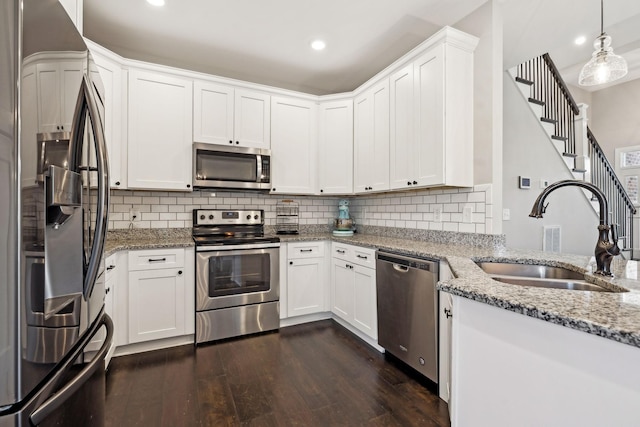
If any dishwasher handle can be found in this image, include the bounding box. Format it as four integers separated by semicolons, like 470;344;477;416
393;264;410;273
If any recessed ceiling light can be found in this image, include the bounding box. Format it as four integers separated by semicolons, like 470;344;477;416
311;40;326;51
147;0;165;6
575;35;586;45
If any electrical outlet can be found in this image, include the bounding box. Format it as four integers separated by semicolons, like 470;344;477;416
502;208;511;221
129;209;141;222
463;205;473;223
434;206;443;222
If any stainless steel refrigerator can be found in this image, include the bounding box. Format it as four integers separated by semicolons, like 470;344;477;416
0;0;112;425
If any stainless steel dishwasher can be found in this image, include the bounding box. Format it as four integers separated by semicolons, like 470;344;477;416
376;250;439;383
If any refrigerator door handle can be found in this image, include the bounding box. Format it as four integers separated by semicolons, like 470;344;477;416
69;75;110;300
29;313;113;426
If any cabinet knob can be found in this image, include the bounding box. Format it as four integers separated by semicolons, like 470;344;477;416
229;140;233;144
413;180;418;185
115;181;120;186
105;287;110;294
272;188;276;192
407;181;412;186
178;270;183;275
289;261;293;265
187;184;191;188
235;141;239;145
320;189;324;193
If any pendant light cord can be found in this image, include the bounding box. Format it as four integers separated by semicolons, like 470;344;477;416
601;0;604;35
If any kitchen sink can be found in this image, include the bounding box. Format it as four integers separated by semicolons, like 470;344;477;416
476;262;584;280
476;261;614;293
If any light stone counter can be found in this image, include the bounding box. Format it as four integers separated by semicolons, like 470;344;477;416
105;227;640;348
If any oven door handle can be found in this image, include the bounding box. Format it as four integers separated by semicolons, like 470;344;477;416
196;242;280;252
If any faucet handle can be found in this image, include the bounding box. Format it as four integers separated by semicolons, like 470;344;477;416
610;223;619;244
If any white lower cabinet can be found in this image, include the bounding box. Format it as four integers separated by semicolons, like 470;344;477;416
286;242;327;317
330;243;377;340
126;248;194;344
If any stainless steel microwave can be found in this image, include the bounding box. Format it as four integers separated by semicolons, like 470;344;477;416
193;143;271;190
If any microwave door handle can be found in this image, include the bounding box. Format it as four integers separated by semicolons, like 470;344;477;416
256;154;263;182
69;76;110;300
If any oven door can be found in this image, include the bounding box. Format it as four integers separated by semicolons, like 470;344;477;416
196;243;279;311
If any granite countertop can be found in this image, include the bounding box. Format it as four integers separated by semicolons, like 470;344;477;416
104;227;640;349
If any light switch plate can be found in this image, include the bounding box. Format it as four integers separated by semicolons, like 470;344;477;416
502;208;511;221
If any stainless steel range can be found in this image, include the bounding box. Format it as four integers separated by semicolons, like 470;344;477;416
193;209;280;344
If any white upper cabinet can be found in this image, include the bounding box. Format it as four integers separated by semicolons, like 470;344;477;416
389;29;477;190
389;64;416;190
127;69;193;191
90;50;125;189
270;96;317;194
36;60;83;133
20;64;38;188
193;81;234;146
234;89;271;149
318;99;353;195
354;79;390;194
193;82;270;149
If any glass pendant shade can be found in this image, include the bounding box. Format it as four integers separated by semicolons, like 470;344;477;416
579;33;628;86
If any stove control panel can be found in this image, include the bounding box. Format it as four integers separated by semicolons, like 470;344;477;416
193;209;264;226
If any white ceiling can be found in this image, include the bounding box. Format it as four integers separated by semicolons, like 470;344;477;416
83;0;640;95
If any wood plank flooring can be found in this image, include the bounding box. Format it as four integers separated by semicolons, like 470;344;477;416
105;320;450;426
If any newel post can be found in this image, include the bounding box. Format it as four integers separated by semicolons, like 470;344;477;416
574;103;590;182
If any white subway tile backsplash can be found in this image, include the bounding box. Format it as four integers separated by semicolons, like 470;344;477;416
108;184;494;234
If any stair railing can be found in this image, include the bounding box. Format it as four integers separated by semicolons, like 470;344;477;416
516;53;579;156
587;128;636;251
516;53;636;251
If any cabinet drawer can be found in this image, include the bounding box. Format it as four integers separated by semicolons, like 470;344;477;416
105;253;117;281
352;247;376;268
288;241;325;259
331;243;352;261
128;248;185;271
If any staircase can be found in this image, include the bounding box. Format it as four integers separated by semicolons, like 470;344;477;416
509;53;636;257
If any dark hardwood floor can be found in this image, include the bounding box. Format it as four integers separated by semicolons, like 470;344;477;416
105;320;450;426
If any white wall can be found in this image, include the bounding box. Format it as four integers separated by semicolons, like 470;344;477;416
588;78;640;162
454;0;504;234
502;74;597;256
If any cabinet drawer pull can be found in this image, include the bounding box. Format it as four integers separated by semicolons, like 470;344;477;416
106;265;116;271
356;255;368;260
300;249;313;253
148;257;167;263
444;308;452;319
336;249;345;254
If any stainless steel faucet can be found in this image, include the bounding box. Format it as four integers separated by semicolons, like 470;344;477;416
529;179;620;276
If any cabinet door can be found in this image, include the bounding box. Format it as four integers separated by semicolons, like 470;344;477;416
354;79;390;194
234;89;270;149
91;53;125;189
128;267;186;343
59;61;84;131
193;81;234;145
331;258;353;321
353;266;377;339
270;96;317;194
389;64;415;190
287;258;325;317
21;64;38;188
36;63;62;133
414;46;445;187
127;69;193;190
318;100;353;195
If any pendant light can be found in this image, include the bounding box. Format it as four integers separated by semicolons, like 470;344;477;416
578;0;628;86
